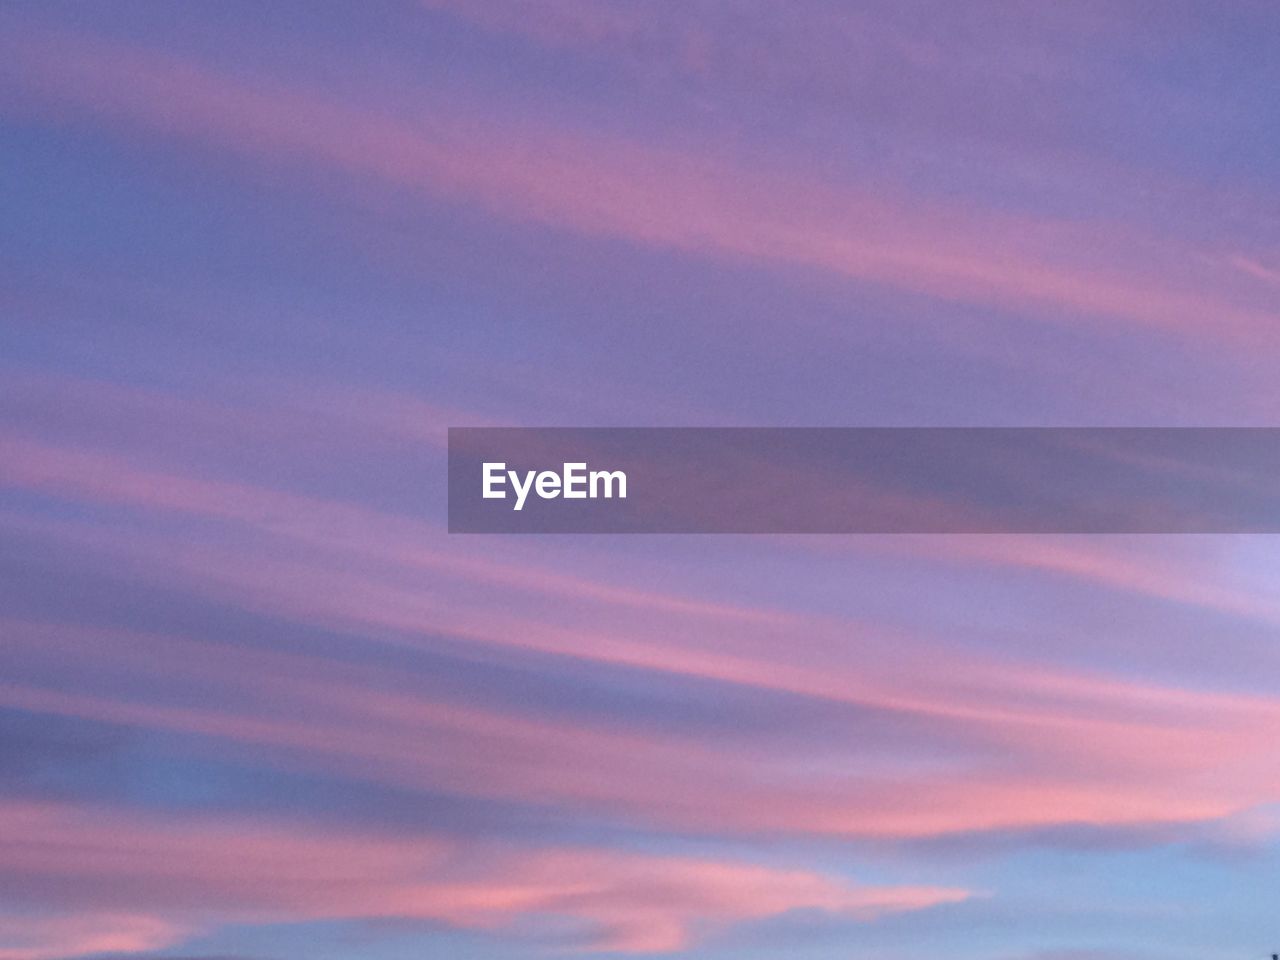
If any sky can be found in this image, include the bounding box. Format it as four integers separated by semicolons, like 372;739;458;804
1;2;1280;959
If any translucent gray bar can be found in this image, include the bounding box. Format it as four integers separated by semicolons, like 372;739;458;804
448;428;1280;533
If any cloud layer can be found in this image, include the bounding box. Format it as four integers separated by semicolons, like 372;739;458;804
2;3;1279;959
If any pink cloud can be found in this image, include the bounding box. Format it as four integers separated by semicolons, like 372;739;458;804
4;426;1280;841
2;30;1275;350
2;373;1279;847
0;800;968;955
5;599;1279;843
0;913;182;960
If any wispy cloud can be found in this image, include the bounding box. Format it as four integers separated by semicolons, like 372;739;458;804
4;371;1280;856
2;5;1278;957
0;913;180;960
3;29;1275;354
0;800;967;956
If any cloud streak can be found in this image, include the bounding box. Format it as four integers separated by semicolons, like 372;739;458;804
3;5;1279;958
0;800;967;957
2;29;1275;355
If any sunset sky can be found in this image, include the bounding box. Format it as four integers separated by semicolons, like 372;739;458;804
2;2;1280;959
